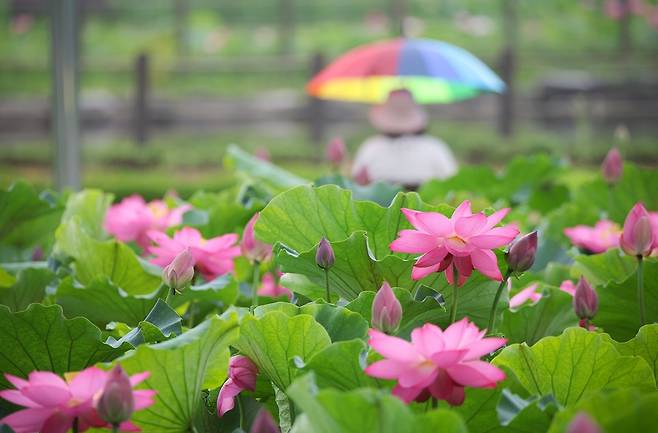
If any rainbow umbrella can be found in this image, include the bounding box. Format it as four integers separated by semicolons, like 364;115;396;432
307;38;505;104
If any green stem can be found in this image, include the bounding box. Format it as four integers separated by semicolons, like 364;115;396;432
250;261;260;313
324;268;331;303
164;286;175;306
488;270;512;334
112;424;119;433
72;418;79;433
638;256;646;325
450;266;459;323
431;397;438;409
187;301;195;328
237;394;246;431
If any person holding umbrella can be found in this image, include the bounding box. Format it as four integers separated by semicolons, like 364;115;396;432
352;87;457;187
307;38;506;187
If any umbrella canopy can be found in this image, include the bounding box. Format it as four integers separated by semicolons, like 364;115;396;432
307;38;505;104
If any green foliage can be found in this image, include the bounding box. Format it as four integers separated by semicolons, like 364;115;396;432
0;304;130;390
0;267;54;311
119;315;239;433
234;311;331;391
501;287;578;345
493;327;656;407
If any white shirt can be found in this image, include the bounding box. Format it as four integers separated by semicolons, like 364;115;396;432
351;134;459;186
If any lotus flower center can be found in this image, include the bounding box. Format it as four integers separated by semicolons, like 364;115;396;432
447;235;467;247
148;203;168;219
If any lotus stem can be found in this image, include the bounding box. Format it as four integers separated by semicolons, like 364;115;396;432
164;286;175;306
488;270;512;334
251;261;261;313
324;268;331;303
637;256;646;325
450;266;459;323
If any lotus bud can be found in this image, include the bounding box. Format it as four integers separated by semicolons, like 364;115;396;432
228;355;258;391
241;213;273;263
566;412;602;433
372;282;403;334
573;276;598;320
601;147;623;185
254;147;271;161
315;238;335;270
620;203;654;257
162;248;195;291
506;231;538;274
354;166;371;186
97;365;135;426
250;409;280;433
326;137;347;166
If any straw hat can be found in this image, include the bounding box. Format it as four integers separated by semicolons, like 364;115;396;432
369;89;428;135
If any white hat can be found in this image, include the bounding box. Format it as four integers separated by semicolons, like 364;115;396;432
369;89;428;135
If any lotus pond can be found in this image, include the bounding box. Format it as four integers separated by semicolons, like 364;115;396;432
0;147;657;433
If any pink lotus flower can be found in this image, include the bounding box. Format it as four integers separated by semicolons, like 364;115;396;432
217;356;258;416
104;195;191;249
601;148;623;185
147;227;240;281
0;366;155;433
365;318;506;406
620;203;654;257
566;412;602;433
649;212;658;255
257;272;292;299
372;282;403;334
326;137;347;166
390;201;518;286
564;220;621;254
509;282;542;309
559;280;576;297
241;213;273;263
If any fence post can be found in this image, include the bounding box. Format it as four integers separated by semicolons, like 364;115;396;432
134;53;150;145
390;0;408;36
498;0;518;137
278;0;295;55
308;52;326;145
51;0;81;190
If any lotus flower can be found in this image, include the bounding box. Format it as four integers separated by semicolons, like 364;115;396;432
96;365;136;427
559;280;576;296
601;148;623;185
0;366;155;433
217;356;258;416
566;412;602;433
250;409;280;433
315;238;335;270
620;203;654;257
573;276;598;321
258;272;292;299
162;248;195;291
104;195;190;249
564;220;621;254
241;213;273;263
390;201;518;286
509;282;542;308
506;231;538;274
147;227;241;281
365;318;506;406
326;137;347;166
371;282;403;334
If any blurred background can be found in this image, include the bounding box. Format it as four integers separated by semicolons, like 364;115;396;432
1;0;657;198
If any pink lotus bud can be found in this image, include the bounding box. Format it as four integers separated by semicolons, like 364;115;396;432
601;148;623;185
506;231;538;274
229;355;258;391
566;412;602;433
326;137;347;166
97;365;135;426
620;203;654;257
354;166;371;186
241;213;273;263
315;238;335;270
371;282;403;334
573;276;598;320
162;248;195;291
254;147;271;161
250;409;280;433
